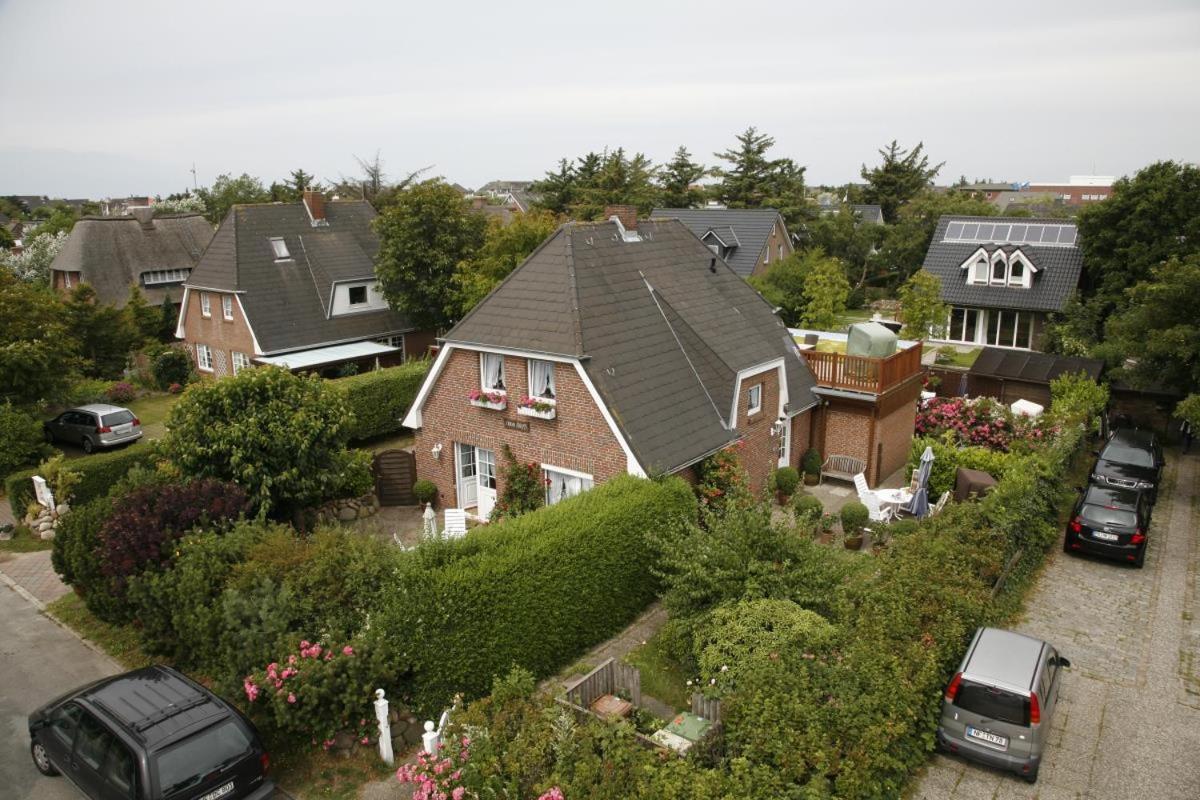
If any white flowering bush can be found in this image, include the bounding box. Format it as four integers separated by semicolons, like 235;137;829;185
0;230;68;283
152;196;206;215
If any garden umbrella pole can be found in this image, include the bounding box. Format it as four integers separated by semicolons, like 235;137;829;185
906;446;934;518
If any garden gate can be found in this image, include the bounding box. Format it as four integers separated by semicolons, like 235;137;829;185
374;449;417;505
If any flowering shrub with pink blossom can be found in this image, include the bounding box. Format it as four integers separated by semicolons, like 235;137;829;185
468;389;505;405
915;397;1015;450
242;637;380;747
395;736;473;800
105;381;137;403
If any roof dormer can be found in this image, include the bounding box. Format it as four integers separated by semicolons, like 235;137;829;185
961;246;1037;288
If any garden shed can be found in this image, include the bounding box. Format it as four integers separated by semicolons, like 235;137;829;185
966;348;1103;407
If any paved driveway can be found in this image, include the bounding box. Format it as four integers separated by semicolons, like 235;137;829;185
910;452;1200;799
0;584;120;800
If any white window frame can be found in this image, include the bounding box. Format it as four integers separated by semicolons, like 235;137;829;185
347;284;369;306
527;359;557;401
63;272;74;288
479;352;506;393
200;292;211;318
778;243;784;260
989;251;1008;286
374;335;406;360
971;257;988;285
270;237;290;260
542;464;594;506
747;383;763;416
196;343;213;372
221;295;233;321
231;351;249;374
143;268;190;286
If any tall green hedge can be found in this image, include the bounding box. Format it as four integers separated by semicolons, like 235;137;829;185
332;360;430;442
373;475;695;712
6;446;157;519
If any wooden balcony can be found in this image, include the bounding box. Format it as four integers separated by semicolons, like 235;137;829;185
800;342;924;395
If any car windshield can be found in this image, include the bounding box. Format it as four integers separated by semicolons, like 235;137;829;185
102;410;135;426
955;680;1030;726
1080;504;1136;529
155;719;251;796
1101;443;1155;469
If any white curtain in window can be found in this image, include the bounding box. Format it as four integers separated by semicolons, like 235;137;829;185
530;360;555;398
482;353;505;390
545;469;593;505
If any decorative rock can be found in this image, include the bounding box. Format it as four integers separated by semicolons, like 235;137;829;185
337;506;358;522
402;722;423;745
56;502;70;516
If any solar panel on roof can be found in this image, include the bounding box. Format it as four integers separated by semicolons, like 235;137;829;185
941;220;1078;247
946;221;963;239
1041;227;1060;244
961;223;979;240
1059;227;1077;245
976;223;994;241
992;223;1010;241
1009;224;1027;241
1024;225;1043;243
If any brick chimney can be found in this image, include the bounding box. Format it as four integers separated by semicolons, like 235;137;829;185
131;206;155;230
303;190;326;224
605;204;637;231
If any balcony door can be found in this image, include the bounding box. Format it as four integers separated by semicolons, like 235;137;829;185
454;443;496;518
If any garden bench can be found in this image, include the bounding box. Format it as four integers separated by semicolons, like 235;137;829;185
442;508;468;538
820;455;865;485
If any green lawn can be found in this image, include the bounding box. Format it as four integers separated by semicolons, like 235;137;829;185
932;346;982;369
126;391;183;429
623;634;692;712
0;525;53;553
831;308;874;331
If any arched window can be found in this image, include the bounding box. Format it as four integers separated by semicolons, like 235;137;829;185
1008;258;1025;286
990;251;1008;285
972;257;989;284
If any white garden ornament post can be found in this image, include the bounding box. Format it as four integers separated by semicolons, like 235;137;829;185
374;689;394;765
422;503;436;539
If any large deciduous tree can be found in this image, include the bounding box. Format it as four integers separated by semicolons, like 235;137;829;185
802;206;886;288
860;141;944;223
1099;254;1200;392
0;229;68;284
373;180;487;330
897;269;948;339
453;209;560;315
749;248;849;329
160;366;357;517
197;173;271;224
0;267;77;405
657;146;708;208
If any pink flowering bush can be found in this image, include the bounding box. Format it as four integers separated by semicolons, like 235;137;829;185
916;397;1018;451
105;381;137;403
242;637;380;747
516;395;554;413
167;382;184;394
395;736;473;800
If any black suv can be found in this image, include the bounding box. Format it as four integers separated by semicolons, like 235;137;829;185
29;665;274;800
1064;484;1151;567
1089;429;1164;503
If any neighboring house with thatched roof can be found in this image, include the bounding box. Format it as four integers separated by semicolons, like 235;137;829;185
49;209;214;308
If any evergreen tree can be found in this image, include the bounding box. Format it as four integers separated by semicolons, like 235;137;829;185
860;141;944;223
712;127;807;229
63;284;137;378
531;159;577;216
657;146;707;208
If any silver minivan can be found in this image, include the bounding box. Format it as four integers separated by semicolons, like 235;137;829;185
936;627;1070;783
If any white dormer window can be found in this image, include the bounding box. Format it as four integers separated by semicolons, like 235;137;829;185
747;383;763;416
270;237;290;260
972;256;988;285
990;251;1008;285
348;285;368;305
1008;258;1025;287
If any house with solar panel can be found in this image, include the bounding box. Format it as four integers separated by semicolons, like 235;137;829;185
650;207;793;278
176;191;435;378
920;216;1083;351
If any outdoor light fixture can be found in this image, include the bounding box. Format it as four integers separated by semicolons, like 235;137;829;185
770;416;787;437
431;442;443;460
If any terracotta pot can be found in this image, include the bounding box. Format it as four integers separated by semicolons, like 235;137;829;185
817;531;835;545
776;490;790;506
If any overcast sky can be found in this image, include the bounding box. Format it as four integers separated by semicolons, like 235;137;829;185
1;0;1198;199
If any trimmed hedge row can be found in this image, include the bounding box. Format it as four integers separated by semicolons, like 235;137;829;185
6;446;157;519
332;360;430;442
373;475;696;712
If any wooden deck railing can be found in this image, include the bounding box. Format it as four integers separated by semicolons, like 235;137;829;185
800;342;924;394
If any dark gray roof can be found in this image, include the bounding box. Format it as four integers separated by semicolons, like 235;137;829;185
185;201;416;355
50;213;213;307
651;208;784;277
922;215;1083;313
444;218;818;474
968;347;1103;384
850;204;884;224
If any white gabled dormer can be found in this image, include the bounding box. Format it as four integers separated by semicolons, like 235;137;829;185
329;279;389;317
961;246;1036;288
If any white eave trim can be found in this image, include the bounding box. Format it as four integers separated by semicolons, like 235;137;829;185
729;358;787;425
235;295;263;355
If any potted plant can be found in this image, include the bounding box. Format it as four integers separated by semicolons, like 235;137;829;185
816;512;837;545
802;448;822;486
793;494;823;523
413;479;438;508
516;395;556;419
772;466;800;505
468;388;506;410
840;500;868;550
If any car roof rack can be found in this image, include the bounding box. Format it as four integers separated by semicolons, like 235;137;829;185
93;690;211;739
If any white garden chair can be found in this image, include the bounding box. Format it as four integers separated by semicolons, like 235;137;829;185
930;491;951;517
442;508;468;539
853;472;895;523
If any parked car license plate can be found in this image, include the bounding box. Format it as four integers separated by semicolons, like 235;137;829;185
966;726;1007;749
199;781;234;800
114;424;132;434
1092;531;1119;542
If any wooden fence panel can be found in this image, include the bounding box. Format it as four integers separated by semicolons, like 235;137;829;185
374;449;416;506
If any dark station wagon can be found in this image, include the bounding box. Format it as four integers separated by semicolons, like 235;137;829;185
29;665;274;800
1064;484;1151;567
1089;428;1163;504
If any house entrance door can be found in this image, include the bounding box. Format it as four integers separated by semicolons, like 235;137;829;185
455;443;478;509
476;447;497;519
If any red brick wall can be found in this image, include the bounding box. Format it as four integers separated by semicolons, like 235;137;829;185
750;217;793;277
412;348;629;510
735;366;783;493
822;404;873;470
51;270;82;293
874;390;919;485
789;407;812;468
180;289;257;379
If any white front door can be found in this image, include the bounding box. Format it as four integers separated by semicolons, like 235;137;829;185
476;447;497;518
778;417;791;468
455;443;478;509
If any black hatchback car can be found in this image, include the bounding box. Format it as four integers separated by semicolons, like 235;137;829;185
29;665;274;800
1089;429;1164;504
1064;484;1151;567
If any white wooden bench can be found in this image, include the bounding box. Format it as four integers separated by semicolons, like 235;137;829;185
442;508;468;539
820;455;865;485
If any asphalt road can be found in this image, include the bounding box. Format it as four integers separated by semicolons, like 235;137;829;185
0;585;119;800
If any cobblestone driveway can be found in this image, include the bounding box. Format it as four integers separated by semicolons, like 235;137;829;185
910;452;1200;800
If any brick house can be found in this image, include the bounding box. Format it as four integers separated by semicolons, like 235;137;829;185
922;216;1084;352
651;207;793;278
402;207;821;517
176;192;433;378
49;209;213;308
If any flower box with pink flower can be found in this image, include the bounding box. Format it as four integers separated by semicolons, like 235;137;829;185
516;395;556;419
468;388;506;410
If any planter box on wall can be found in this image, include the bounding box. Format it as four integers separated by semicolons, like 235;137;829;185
517;405;556;420
470;397;507;411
